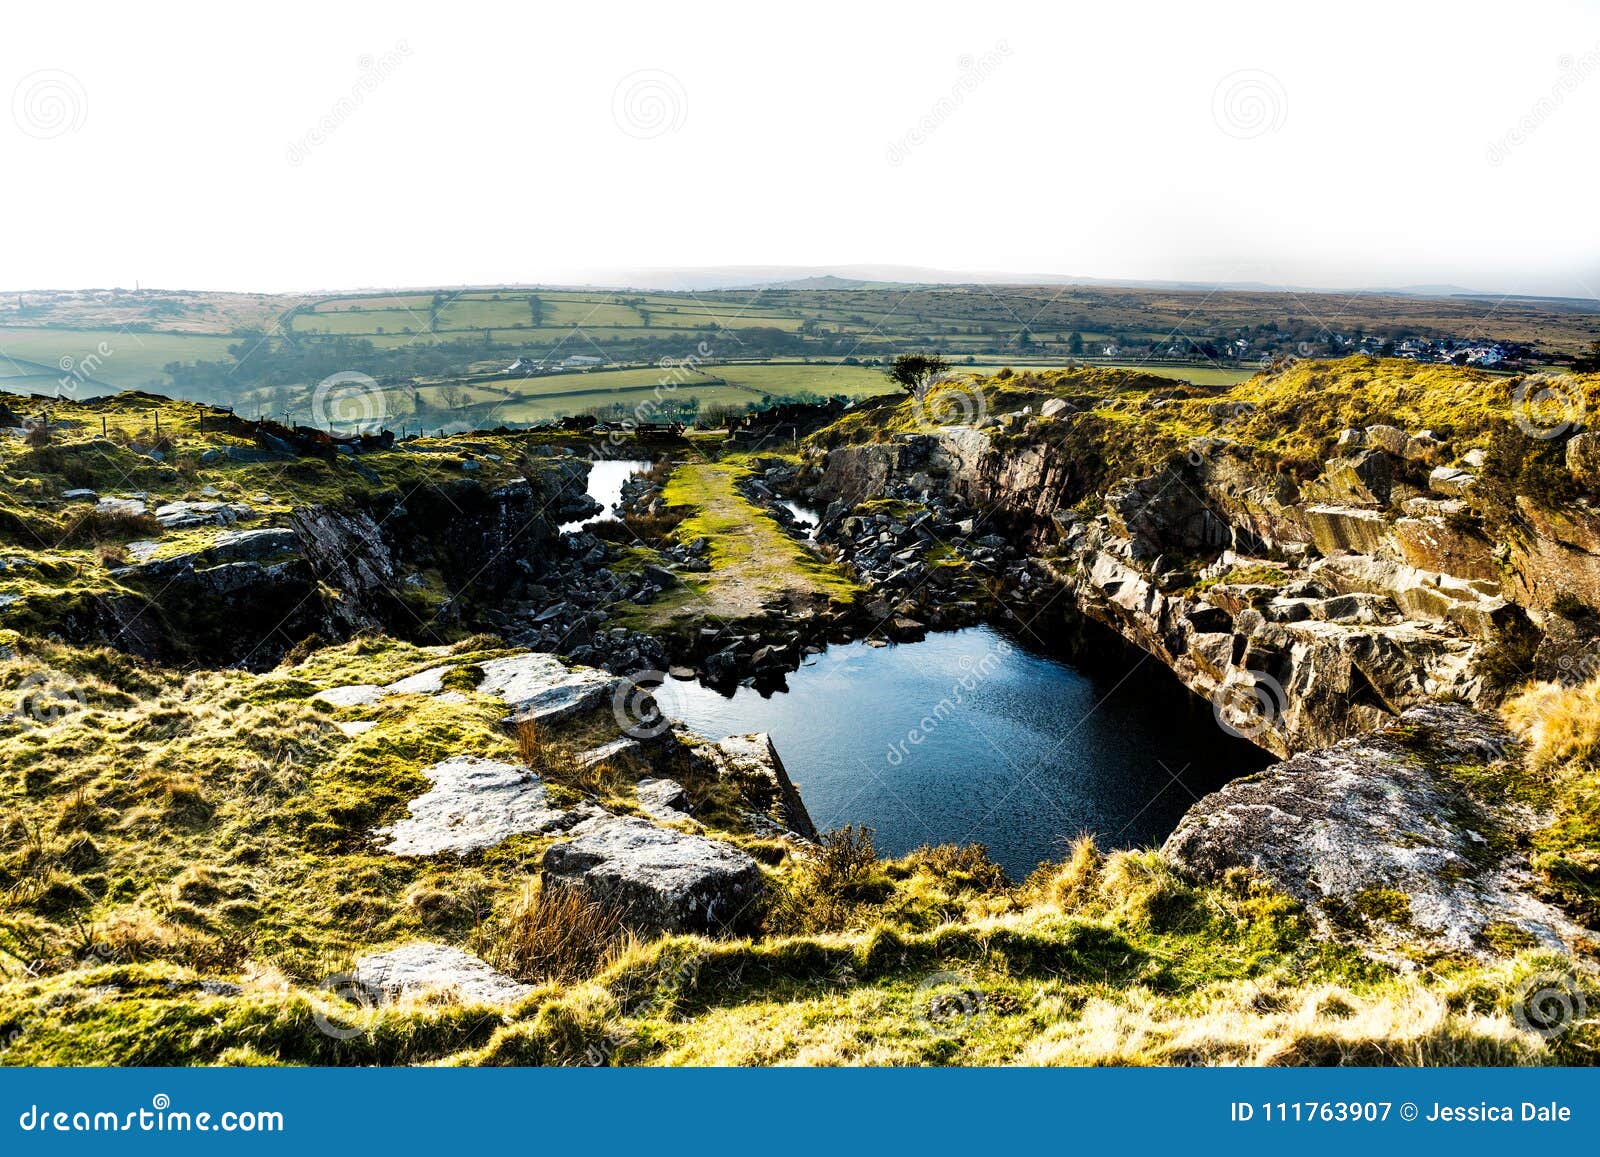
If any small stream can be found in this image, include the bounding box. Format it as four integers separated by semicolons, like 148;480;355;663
561;459;652;533
658;625;1267;879
779;499;822;535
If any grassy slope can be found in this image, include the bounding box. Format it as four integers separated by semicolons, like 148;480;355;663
0;329;240;393
0;626;1585;1069
816;357;1600;504
614;459;860;632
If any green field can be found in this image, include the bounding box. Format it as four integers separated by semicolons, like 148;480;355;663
0;327;240;394
289;290;807;340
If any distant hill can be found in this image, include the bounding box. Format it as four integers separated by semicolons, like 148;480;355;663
525;264;1522;298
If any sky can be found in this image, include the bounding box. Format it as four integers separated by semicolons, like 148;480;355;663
4;0;1599;297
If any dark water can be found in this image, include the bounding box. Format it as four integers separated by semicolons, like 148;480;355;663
659;625;1266;879
561;459;651;533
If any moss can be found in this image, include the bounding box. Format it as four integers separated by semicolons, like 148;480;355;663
1352;886;1414;927
619;460;859;633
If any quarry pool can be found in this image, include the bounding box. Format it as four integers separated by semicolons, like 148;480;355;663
661;625;1267;879
562;459;652;532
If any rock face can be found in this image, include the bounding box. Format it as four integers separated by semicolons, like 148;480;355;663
815;423;1514;756
541;816;764;935
1164;705;1582;956
686;731;819;840
635;777;691;822
353;943;533;1006
55;465;594;668
376;756;585;857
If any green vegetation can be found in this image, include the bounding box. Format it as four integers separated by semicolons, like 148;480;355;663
5;356;1600;1066
0;628;1587;1070
614;459;860;632
12;281;1584;432
1504;678;1600;922
0;328;239;393
0;392;626;647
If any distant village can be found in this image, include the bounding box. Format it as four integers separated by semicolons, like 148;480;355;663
1102;332;1529;368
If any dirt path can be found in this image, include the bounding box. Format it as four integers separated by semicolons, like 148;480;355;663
637;462;859;627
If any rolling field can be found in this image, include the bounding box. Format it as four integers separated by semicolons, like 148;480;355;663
291;290;808;339
0;327;240;394
706;362;895;395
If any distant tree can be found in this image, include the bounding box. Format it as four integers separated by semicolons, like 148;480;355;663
1068;331;1084;355
1575;340;1600;373
886;352;951;395
529;295;543;326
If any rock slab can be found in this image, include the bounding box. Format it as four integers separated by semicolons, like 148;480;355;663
477;652;627;724
353;943;533;1006
541;816;763;935
1164;704;1582;956
376;755;577;856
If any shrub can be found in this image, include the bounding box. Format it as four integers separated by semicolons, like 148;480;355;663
61;507;160;545
766;825;885;934
904;842;1009;892
489;880;625;983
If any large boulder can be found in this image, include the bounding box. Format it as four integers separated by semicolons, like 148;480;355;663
154;500;251;529
1164;705;1582;956
1304;505;1399;558
541;816;764;935
1566;431;1600;487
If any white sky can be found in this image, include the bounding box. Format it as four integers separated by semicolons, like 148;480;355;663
4;0;1599;296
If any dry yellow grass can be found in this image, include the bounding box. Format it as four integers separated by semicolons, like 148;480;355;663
1505;677;1600;768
